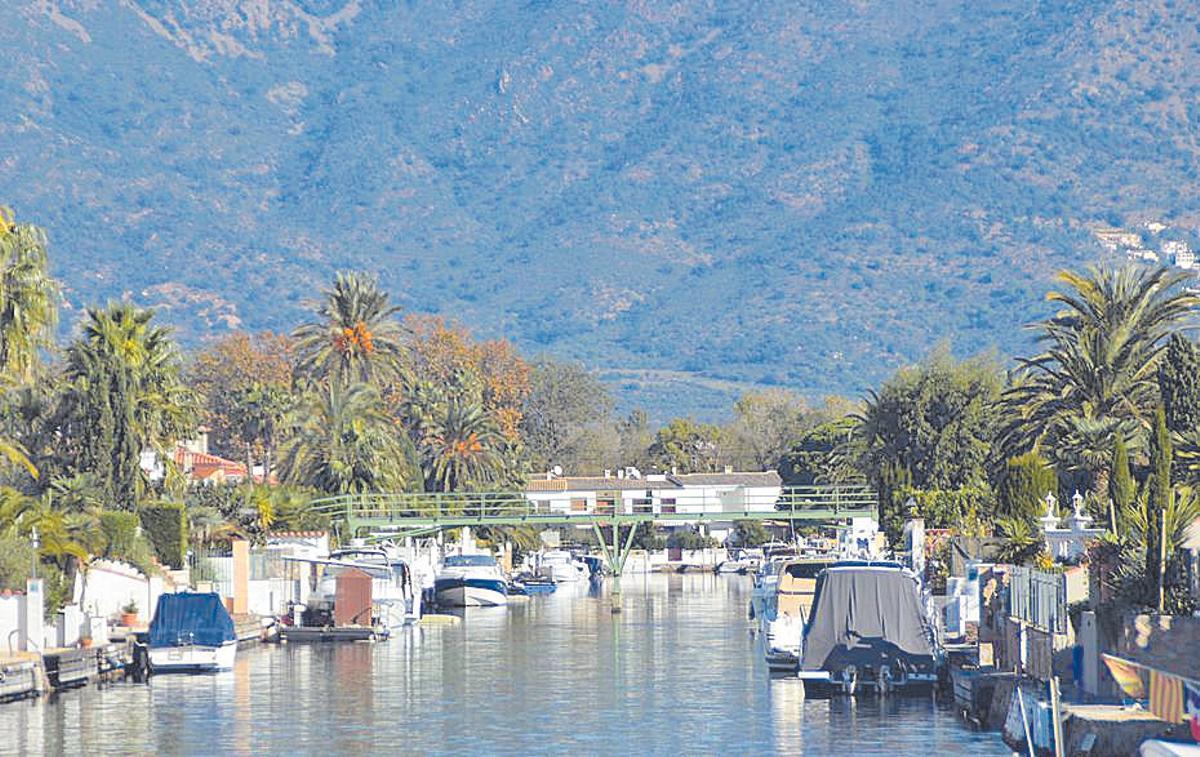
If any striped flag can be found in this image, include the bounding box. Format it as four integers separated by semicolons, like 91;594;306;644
1150;669;1185;724
1103;654;1146;699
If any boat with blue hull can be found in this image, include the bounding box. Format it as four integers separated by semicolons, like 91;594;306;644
435;555;509;607
148;592;238;673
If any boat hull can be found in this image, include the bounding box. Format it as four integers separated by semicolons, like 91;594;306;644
434;578;508;607
149;641;237;673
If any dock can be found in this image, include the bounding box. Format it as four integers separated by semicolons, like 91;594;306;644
279;625;388;643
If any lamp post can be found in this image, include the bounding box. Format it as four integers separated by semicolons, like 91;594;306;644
31;527;39;580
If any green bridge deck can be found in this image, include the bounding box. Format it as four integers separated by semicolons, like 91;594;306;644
312;484;876;586
313;484;877;538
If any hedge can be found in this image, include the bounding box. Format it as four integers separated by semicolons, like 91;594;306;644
99;511;141;559
139;503;188;570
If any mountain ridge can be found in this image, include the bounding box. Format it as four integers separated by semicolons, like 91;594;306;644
3;0;1198;420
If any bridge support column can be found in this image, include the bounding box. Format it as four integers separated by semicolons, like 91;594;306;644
592;521;640;614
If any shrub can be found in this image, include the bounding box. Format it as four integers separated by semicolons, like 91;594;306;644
893;485;993;533
139;502;188;569
100;511;142;558
666;527;715;550
999;452;1056;521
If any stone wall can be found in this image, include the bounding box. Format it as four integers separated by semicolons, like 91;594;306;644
1118;613;1200;679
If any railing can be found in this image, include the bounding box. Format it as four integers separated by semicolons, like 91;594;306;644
1009;565;1067;634
311;484;877;528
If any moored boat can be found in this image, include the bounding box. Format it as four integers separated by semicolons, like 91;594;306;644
534;550;588;583
435;554;509;607
796;561;941;696
758;557;835;672
294;544;422;627
148;592;238;673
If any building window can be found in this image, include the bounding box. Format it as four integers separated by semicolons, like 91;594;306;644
633;498;652;514
661;498;676;514
570;498;587;513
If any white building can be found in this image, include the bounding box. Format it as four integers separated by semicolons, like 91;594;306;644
1163;240;1195;269
524;467;783;540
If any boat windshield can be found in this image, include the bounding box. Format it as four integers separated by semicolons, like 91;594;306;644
444;555;497;567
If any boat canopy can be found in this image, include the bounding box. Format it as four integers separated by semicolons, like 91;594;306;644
444;555;497;567
800;567;935;672
149;592;237;648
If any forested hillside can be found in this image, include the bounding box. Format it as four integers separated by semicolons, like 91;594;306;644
4;0;1199;418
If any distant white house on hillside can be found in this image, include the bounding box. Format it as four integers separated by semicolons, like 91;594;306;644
1163;240;1195;270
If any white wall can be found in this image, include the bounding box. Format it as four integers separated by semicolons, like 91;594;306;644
0;593;21;653
74;560;162;622
247;579;298;617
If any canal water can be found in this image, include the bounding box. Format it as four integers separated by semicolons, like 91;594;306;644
0;574;1008;755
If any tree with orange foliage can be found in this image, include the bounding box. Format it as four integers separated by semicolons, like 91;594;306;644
403;316;530;441
188;331;294;460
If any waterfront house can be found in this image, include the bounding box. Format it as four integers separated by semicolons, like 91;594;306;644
523;467;783;541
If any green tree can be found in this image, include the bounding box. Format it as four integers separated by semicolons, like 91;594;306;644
1003;266;1198;492
1147;406;1172;608
616;409;655;471
1109;436;1135;534
857;349;1002;491
725;389;808;470
423;400;509;493
62;304;196;509
998;452;1057;522
518;360;613;473
292;272;407;386
649;418;725;473
730;519;771;547
1158;333;1200;434
779;416;861;485
0;208;59;383
277;382;414;495
229;382;291;479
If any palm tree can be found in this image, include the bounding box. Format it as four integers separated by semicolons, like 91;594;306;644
1003;266;1199;491
292;272;407;387
63;304;197;508
423;400;507;493
0;207;59;383
277;382;415;495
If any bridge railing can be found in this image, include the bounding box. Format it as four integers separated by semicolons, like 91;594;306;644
312;483;877;524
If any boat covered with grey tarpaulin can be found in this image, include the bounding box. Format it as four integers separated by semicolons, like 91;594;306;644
796;561;940;695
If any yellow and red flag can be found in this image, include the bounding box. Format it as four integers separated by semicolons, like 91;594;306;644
1149;669;1185;724
1102;654;1147;700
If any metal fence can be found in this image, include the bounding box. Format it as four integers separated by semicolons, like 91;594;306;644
1008;565;1066;634
189;548;233;598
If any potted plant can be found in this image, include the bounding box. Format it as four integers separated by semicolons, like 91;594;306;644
120;599;139;627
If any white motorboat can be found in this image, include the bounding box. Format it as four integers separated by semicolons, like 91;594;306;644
288;544;423;627
757;557;834;673
535;550;589;583
148;592;238;673
435;554;509;607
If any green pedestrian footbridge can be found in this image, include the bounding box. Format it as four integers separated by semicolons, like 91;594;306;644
311;484;878;581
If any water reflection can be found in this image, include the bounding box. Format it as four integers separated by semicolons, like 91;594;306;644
0;575;1007;755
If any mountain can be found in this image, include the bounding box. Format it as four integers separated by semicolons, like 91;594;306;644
3;0;1199;421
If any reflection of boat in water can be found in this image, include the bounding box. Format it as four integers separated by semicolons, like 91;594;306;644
148;592;238;673
759;558;835;673
797;561;940;696
435;555;509;607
